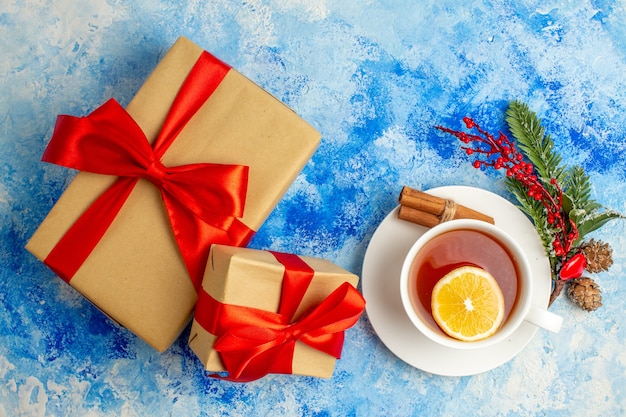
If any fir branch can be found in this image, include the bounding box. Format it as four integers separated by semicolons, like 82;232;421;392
504;172;557;247
505;101;567;185
505;99;625;278
564;166;593;207
504;100;571;259
564;166;625;242
505;176;559;280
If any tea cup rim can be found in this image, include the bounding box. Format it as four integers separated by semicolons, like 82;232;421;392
399;219;532;350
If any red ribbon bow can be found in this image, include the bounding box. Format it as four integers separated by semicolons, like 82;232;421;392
42;51;254;290
195;251;365;382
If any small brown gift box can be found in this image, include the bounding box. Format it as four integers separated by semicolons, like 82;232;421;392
26;37;321;352
188;244;362;379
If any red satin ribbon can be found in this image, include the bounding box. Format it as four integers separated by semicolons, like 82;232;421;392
42;51;255;290
194;251;366;382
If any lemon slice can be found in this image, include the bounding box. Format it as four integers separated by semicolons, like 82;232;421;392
431;266;505;342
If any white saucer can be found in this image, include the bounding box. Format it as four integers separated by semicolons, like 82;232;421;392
361;186;551;376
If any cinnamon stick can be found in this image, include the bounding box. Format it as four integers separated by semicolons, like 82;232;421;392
398;205;441;228
398;186;495;227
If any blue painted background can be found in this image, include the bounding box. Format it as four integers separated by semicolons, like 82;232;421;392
2;1;625;416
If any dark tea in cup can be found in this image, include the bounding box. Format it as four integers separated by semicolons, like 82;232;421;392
411;228;520;329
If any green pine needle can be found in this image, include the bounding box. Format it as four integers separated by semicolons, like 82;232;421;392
505;175;559;279
505;101;566;185
504;100;624;274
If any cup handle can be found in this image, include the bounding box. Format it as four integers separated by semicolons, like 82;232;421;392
525;305;563;333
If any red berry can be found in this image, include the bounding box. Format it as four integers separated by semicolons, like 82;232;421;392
559;253;587;280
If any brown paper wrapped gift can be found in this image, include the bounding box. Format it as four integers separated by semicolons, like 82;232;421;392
188;244;364;380
26;36;321;352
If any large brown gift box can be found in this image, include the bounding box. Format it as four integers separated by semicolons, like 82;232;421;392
188;244;362;379
26;36;321;352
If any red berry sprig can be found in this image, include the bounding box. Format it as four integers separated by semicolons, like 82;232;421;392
436;117;580;264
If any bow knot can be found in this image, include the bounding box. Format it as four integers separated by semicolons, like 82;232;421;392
282;323;303;342
145;159;168;187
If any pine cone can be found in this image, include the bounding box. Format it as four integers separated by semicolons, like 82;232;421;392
567;277;602;312
582;239;613;273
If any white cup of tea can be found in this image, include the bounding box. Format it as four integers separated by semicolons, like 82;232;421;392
400;219;562;350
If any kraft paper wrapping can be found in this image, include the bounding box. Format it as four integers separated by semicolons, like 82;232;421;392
26;37;321;352
188;244;360;378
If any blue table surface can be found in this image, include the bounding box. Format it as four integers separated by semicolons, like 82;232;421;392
2;1;626;416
